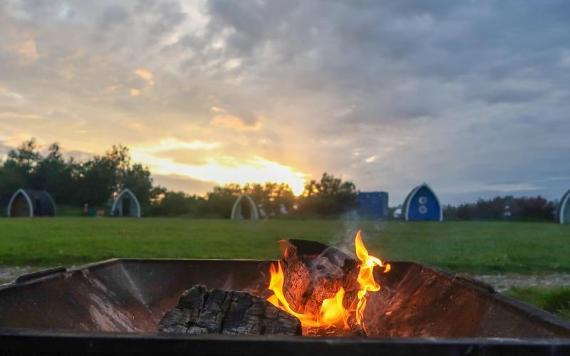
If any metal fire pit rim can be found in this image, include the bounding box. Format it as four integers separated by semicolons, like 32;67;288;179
2;327;570;343
1;332;569;356
0;258;274;290
2;258;570;337
413;262;570;333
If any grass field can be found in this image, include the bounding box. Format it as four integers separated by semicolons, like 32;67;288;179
0;218;569;273
507;287;570;320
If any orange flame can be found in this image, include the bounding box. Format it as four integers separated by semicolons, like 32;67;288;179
267;261;348;328
267;230;390;331
354;230;391;325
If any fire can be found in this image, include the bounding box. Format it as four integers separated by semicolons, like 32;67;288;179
267;261;348;328
354;230;391;325
267;230;390;332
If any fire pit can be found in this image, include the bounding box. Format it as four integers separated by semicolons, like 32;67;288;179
0;235;569;355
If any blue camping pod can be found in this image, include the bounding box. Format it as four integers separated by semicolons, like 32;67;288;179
402;184;443;221
558;189;570;224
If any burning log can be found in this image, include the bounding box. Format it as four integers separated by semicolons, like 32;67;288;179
280;239;360;318
159;285;301;336
267;239;365;335
267;233;391;336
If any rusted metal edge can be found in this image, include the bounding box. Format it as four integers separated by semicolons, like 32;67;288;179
14;267;67;284
0;329;569;356
409;261;570;336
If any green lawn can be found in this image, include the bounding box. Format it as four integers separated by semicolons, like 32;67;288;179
507;287;570;320
0;218;568;273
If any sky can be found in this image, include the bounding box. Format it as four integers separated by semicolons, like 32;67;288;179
1;0;569;205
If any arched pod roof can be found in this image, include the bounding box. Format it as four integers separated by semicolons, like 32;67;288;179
558;189;570;224
7;189;56;217
402;183;443;222
231;194;259;220
111;188;141;218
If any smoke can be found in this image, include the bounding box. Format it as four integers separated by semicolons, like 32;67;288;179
310;253;345;281
327;210;389;258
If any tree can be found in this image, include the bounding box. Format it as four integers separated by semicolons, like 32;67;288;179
75;145;153;207
76;156;118;206
451;195;555;221
204;184;242;218
122;163;153;208
243;182;295;217
7;139;41;172
297;173;357;216
0;139;41;198
151;191;192;216
30;143;76;204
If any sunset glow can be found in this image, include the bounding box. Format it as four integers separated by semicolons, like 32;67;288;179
131;139;306;195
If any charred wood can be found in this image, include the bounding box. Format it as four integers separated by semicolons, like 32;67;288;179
159;285;301;336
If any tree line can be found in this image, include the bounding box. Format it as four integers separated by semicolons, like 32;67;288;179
0;140;152;208
443;196;557;221
150;172;358;218
0;140;358;217
0;139;560;220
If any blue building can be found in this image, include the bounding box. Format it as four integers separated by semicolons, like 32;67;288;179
357;192;389;219
402;183;443;221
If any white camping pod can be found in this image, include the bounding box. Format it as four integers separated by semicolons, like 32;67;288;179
231;194;259;220
111;189;141;218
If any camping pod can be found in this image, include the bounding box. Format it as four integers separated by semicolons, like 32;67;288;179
231;194;259;220
111;189;141;218
7;189;56;217
558;189;570;224
357;192;389;219
402;183;443;221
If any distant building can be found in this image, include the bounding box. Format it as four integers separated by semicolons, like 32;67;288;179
6;189;56;217
393;206;402;219
503;204;512;219
557;189;570;224
231;194;259;220
357;192;389;219
402;183;443;221
111;189;141;218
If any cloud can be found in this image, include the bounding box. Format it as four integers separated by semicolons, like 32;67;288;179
0;87;24;104
0;139;11;158
137;138;221;152
152;174;216;195
0;0;569;202
211;114;261;131
0;111;42;120
364;156;377;164
208;106;261;131
133;68;155;86
14;36;38;64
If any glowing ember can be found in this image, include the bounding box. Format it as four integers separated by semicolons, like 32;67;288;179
267;230;391;332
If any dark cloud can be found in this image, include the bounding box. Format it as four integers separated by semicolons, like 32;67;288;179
153;174;216;195
99;5;129;29
0;0;569;203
